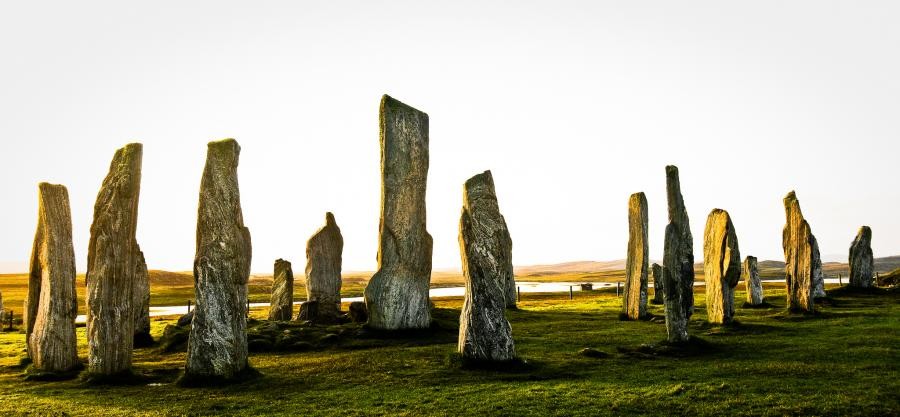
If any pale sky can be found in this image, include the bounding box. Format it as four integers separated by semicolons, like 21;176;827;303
1;1;898;273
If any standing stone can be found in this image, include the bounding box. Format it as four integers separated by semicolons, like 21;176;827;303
623;192;649;320
133;247;153;346
703;209;741;324
849;226;874;288
184;139;253;383
25;183;79;373
458;171;516;361
743;256;764;305
782;191;816;312
364;95;434;330
662;166;694;343
811;239;826;298
86;143;143;376
305;213;344;320
651;263;665;304
269;259;293;321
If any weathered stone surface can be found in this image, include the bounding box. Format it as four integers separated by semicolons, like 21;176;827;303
811;238;826;298
269;259;293;321
26;183;79;373
743;256;764;305
177;310;194;327
305;213;343;319
849;226;874;288
651;263;664;304
703;209;741;324
782;191;816;312
185;139;253;382
364;95;434;330
457;171;516;361
133;247;153;346
348;301;368;323
86;143;143;376
297;301;318;322
662;166;694;343
623;192;649;320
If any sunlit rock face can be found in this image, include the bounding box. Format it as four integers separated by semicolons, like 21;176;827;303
305;212;343;320
651;263;665;305
703;209;741;325
742;256;764;306
26;183;79;373
364;95;433;330
185;139;253;381
269;259;294;321
782;191;816;312
86;143;143;376
849;226;874;289
457;171;516;361
662;166;694;343
623;192;649;320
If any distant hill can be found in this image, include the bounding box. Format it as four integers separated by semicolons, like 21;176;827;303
514;260;631;276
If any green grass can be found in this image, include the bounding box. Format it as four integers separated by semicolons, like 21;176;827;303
0;284;896;416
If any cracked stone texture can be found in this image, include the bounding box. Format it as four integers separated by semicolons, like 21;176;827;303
743;256;764;305
651;263;664;304
782;191;816;312
26;183;79;373
364;95;434;330
623;192;649;320
849;226;874;288
305;213;343;319
662;166;694;342
185;139;253;381
86;143;143;375
269;259;294;321
703;209;741;324
457;171;516;361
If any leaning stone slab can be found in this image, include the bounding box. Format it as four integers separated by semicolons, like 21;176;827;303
183;139;254;384
86;143;143;376
26;183;80;375
651;263;664;305
742;256;764;305
703;209;741;324
364;95;434;330
782;191;816;312
623;192;649;320
269;259;294;321
849;226;874;288
662;166;694;343
457;171;516;361
305;213;343;320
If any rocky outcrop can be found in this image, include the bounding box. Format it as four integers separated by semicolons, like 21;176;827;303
782;191;816;312
662;166;694;342
184;139;253;383
133;247;152;346
86;143;143;376
364;95;434;330
457;171;516;361
742;256;764;305
297;301;318;322
305;213;343;320
623;192;649;320
651;263;664;304
269;259;294;321
703;209;741;324
26;183;79;373
849;226;874;288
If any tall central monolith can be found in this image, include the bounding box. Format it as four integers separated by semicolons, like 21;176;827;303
849;226;874;288
305;212;344;320
662;166;694;342
703;209;741;324
184;139;253;383
269;259;294;321
86;143;143;376
458;171;515;361
623;192;649;320
365;95;433;330
743;256;764;305
782;191;816;312
26;183;79;374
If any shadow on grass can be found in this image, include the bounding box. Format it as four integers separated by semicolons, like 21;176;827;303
616;337;718;359
23;362;84;382
176;366;262;388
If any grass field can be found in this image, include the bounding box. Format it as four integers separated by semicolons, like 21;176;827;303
0;281;896;416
